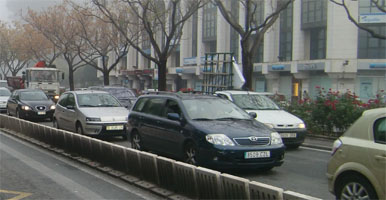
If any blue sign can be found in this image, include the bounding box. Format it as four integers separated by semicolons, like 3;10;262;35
369;63;386;69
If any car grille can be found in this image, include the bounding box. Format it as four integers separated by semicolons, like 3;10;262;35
233;137;270;146
35;106;46;111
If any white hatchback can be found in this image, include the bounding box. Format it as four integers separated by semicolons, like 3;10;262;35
53;90;129;140
215;90;307;148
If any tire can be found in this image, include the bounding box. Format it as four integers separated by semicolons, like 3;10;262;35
130;131;143;150
184;142;198;165
335;174;378;200
76;123;84;135
53;118;60;129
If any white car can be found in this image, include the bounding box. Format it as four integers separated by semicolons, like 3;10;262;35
0;87;11;113
215;90;306;148
53;90;130;140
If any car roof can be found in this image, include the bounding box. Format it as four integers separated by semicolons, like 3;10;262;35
215;90;273;95
16;89;45;93
68;90;109;95
142;92;220;100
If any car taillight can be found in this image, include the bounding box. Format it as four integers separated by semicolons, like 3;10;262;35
331;139;342;155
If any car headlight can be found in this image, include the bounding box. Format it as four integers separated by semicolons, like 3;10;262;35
206;134;235;146
86;117;101;122
297;123;306;129
264;123;275;129
21;105;31;110
271;132;283;145
54;95;60;100
50;105;56;110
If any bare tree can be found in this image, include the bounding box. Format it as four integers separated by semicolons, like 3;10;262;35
25;3;87;91
330;0;386;40
0;22;31;77
70;3;130;86
214;0;293;90
92;0;207;91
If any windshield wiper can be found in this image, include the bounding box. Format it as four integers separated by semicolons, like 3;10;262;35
99;104;117;107
80;104;97;107
192;118;213;121
215;117;244;120
242;107;258;110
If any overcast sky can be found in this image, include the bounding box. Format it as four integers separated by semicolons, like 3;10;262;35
0;0;64;22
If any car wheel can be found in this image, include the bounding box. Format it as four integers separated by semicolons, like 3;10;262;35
53;118;60;129
335;174;378;200
76;123;84;135
184;142;198;165
131;131;143;150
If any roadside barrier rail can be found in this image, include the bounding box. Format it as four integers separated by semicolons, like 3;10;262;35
0;114;322;200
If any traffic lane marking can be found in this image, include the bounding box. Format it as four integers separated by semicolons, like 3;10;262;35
299;146;331;153
0;190;33;200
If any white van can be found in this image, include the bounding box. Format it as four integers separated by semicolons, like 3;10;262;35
215;90;307;148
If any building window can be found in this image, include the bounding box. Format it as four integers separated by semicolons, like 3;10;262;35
358;25;386;59
279;3;293;61
192;11;198;57
301;0;327;29
358;0;386;59
202;2;217;41
310;28;326;60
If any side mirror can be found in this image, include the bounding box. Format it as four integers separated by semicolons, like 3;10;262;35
66;105;75;110
248;112;257;119
167;113;180;121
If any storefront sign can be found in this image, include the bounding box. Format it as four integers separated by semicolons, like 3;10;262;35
183;56;207;66
176;67;196;74
358;62;386;70
268;64;290;71
298;62;325;71
359;13;386;24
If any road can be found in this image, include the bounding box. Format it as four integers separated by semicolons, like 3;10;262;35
0;131;161;200
38;121;334;199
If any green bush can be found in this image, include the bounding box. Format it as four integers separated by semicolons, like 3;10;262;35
284;87;385;137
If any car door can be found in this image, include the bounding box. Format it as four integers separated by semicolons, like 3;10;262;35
7;91;19;116
138;97;167;152
368;117;386;194
156;99;186;157
55;93;70;129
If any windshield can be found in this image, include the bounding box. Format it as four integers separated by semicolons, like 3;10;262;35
30;70;58;82
20;91;49;101
232;94;280;110
77;93;122;107
182;98;251;120
0;89;11;96
104;88;136;99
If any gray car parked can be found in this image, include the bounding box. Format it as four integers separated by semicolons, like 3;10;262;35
53;90;130;140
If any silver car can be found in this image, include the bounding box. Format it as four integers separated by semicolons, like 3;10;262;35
53;90;129;140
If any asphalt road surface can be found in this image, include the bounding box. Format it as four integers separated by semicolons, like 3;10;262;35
0;131;161;200
38;120;334;199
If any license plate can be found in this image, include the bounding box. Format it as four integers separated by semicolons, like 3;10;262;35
280;133;297;138
106;125;124;130
244;151;270;159
37;111;46;115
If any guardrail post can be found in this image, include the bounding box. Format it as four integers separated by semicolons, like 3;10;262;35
123;148;141;182
196;167;222;199
220;173;250;200
156;156;176;194
138;151;159;186
249;181;284;200
171;161;198;199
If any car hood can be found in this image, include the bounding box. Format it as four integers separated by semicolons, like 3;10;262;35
190;119;272;138
0;96;10;102
20;100;55;108
78;107;129;121
245;110;304;124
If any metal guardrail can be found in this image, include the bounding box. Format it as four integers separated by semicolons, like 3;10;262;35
0;114;322;200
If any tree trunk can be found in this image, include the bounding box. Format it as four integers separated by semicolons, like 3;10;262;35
241;42;253;91
103;70;110;86
69;65;75;91
158;59;167;91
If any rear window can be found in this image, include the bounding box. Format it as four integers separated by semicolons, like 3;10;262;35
374;117;386;144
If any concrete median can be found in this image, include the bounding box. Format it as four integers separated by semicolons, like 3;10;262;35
0;116;323;200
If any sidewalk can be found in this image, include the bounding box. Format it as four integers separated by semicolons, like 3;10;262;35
301;135;336;151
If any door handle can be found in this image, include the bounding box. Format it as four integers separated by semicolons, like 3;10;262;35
375;155;386;161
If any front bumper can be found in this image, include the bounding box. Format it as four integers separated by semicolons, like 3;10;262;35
83;122;128;137
275;128;307;146
198;144;285;170
21;109;54;119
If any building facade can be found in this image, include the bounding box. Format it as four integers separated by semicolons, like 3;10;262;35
104;0;385;102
